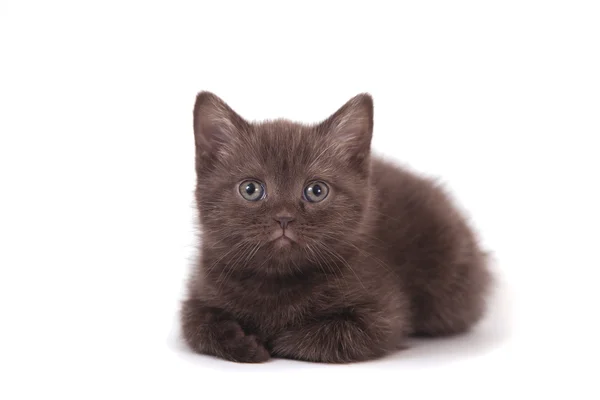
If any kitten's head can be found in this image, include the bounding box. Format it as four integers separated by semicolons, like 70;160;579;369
193;92;374;275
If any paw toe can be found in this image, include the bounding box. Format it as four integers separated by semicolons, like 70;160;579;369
231;335;270;363
216;320;245;341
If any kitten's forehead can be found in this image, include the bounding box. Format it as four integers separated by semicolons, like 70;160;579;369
247;120;334;179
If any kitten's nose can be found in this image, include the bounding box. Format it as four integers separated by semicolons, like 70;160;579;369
274;215;295;229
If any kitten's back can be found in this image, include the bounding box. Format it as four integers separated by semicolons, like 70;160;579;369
369;157;491;335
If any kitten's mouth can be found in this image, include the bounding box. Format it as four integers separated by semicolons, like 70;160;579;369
269;229;297;246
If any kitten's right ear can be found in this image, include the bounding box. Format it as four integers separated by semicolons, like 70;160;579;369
193;91;248;158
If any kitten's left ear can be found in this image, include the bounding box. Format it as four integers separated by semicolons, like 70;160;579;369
320;93;374;165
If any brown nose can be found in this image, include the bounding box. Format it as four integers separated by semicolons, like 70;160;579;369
274;215;295;229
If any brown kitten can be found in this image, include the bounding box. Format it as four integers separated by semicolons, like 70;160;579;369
180;91;492;363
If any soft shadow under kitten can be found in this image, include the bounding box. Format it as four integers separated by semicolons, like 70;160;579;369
180;92;492;363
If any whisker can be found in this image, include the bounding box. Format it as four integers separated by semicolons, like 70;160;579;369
222;241;262;288
215;241;254;290
320;232;397;276
305;244;333;279
222;242;261;285
316;242;367;292
203;241;247;275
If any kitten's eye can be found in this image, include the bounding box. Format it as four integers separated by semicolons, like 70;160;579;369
303;181;329;203
239;180;265;201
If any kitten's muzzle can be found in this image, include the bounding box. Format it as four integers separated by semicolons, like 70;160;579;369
270;213;297;244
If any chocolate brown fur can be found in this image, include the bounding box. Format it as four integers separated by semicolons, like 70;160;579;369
180;91;492;363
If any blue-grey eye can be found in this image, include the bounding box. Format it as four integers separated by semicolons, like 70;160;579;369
239;180;265;201
303;181;329;203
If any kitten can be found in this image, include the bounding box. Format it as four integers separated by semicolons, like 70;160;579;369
180;91;492;363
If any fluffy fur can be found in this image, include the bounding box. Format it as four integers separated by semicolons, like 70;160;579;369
180;91;492;363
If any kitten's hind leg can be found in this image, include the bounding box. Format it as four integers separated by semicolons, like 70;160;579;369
410;255;492;337
180;299;270;363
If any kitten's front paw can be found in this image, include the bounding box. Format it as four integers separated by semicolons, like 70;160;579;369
181;301;270;363
215;320;270;363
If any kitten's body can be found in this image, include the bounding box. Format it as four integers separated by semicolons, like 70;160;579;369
181;92;492;363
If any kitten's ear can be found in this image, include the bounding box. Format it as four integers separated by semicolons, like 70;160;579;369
320;93;374;165
193;91;248;158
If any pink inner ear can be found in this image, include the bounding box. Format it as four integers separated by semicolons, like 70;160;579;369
197;115;235;149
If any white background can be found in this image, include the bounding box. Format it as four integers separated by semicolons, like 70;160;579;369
1;1;599;398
